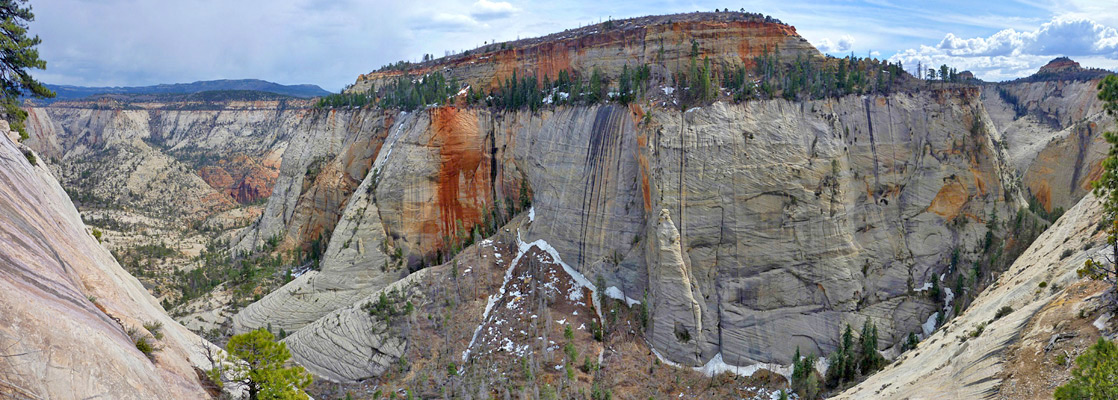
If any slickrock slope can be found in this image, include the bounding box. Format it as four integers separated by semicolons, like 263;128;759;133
0;125;215;398
835;193;1108;399
350;12;820;93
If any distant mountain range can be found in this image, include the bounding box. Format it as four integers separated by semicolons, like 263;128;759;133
40;79;331;102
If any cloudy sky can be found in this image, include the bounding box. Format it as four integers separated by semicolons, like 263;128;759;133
29;0;1118;91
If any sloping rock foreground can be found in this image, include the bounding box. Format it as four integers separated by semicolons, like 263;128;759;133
0;125;217;398
836;193;1110;399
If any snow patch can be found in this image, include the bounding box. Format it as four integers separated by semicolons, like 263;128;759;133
693;352;794;381
923;312;939;337
528;206;535;222
661;86;675;96
604;286;640;307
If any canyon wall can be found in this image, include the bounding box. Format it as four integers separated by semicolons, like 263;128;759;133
230;86;1035;380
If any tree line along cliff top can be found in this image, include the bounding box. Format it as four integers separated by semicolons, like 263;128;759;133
350;10;807;91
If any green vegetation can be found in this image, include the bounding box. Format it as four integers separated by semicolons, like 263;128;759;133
824;320;884;390
22;149;35;165
1027;194;1065;223
210;329;312;400
681;40;715;106
362;289;411;327
1080;74;1118;301
142;320;164;340
902;332;920;352
378;71;459;110
1054;338;1118;399
167;236;301;311
126;325;159;361
993;305;1013;321
313;91;371;109
91;227;102;243
0;0;54;141
722;47;907;103
790;347;820;399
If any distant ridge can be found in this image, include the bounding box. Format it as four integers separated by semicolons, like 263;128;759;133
1007;57;1113;83
40;78;331;102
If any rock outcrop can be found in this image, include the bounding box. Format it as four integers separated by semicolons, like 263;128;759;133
647;209;705;364
0;125;216;398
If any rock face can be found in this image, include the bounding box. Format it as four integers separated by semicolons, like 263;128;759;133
647;209;705;364
0;125;215;398
231;108;392;254
836;193;1107;399
982;75;1114;212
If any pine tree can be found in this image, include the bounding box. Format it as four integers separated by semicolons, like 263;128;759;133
218;329;312;399
859;318;884;374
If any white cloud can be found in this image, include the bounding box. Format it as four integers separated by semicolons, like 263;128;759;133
471;0;518;21
891;16;1118;81
416;13;485;31
815;34;855;54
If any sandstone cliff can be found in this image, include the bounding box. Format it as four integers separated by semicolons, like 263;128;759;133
234;85;1025;381
0;124;217;398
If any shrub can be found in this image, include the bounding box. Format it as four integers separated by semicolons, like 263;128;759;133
563;342;577;361
1054;338;1118;399
143;321;164;340
969;322;987;338
1039;281;1048;288
993;306;1013;321
127;326;158;360
134;336;155;359
23;149;35;166
92;228;103;243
